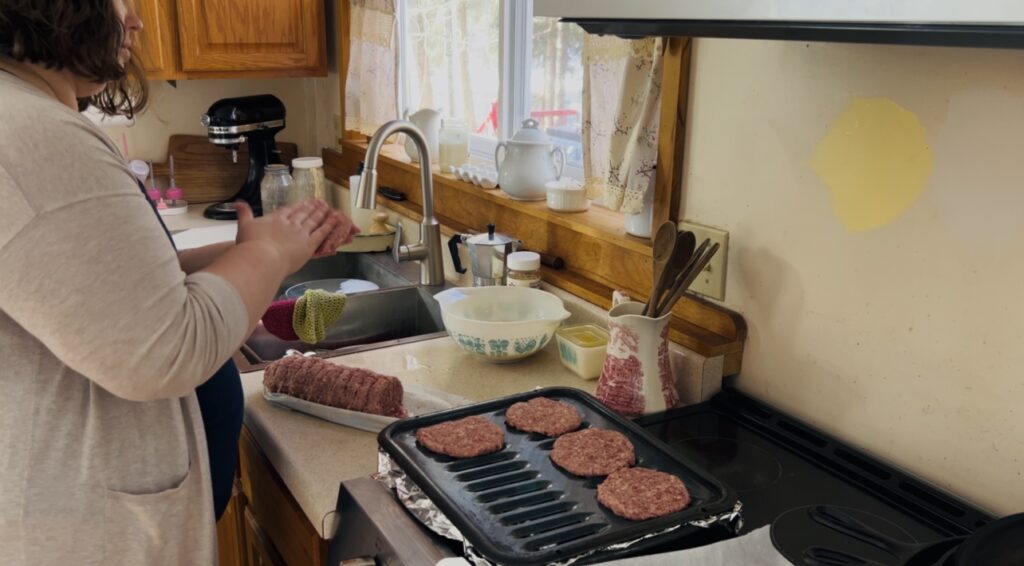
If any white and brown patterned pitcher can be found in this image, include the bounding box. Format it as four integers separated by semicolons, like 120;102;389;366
595;301;678;416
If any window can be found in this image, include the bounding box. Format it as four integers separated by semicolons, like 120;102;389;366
398;0;584;179
530;17;584;175
400;0;500;137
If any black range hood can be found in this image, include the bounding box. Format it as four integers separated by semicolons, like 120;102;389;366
535;2;1024;49
563;20;1024;49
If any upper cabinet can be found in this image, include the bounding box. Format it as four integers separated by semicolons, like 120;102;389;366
176;0;326;74
137;0;326;80
137;0;180;79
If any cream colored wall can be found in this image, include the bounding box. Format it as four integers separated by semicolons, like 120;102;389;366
682;39;1024;515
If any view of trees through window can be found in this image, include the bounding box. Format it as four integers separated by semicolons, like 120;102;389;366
531;18;584;168
404;0;500;137
401;4;584;173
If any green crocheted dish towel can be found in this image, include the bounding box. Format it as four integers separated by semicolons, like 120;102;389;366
293;289;347;344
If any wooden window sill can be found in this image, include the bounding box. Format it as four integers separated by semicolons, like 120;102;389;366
334;142;650;254
323;141;746;374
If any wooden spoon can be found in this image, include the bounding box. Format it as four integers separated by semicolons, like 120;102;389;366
656;241;719;317
648;231;696;316
643;222;678;316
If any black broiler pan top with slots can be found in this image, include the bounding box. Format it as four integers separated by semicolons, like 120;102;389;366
378;387;738;565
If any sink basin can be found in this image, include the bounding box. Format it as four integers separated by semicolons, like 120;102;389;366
278;253;411;294
240;286;447;369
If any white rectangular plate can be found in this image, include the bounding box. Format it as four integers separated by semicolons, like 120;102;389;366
263;382;468;433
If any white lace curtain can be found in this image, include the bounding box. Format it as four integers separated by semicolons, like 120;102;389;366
582;36;664;214
345;0;398;136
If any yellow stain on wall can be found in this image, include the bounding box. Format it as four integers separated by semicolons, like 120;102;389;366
812;97;933;232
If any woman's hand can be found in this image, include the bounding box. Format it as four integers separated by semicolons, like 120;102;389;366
235;200;336;274
313;207;360;258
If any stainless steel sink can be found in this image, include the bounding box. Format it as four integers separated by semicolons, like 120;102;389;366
277;252;412;294
236;254;450;371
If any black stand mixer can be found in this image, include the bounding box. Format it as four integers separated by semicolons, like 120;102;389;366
200;94;286;219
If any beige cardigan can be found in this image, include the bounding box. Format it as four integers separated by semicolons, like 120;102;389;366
0;72;249;564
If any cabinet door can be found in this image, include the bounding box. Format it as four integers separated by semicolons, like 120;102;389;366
175;0;326;74
217;486;246;566
136;0;180;79
243;506;287;566
238;427;327;566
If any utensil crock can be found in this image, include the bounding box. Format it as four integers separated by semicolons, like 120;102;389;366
595;301;679;416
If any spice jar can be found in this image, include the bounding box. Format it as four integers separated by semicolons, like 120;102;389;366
290;157;325;204
260;164;293;214
507;251;541;288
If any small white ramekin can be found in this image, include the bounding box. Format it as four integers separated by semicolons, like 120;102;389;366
545;179;589;212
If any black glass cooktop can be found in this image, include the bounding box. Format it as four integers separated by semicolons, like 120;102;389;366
633;388;993;558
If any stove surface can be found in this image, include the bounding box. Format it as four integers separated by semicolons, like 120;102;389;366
634;388;992;557
331;388;995;566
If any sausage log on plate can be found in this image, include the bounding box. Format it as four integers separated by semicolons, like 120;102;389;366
263;355;407;418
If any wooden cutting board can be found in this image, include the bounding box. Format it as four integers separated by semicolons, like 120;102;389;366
151;134;299;204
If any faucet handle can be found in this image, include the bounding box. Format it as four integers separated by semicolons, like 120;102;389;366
447;234;467;274
392;223;428;263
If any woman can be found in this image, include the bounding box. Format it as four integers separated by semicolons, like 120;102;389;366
0;1;357;564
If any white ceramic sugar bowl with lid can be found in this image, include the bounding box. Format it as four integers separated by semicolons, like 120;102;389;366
494;119;565;201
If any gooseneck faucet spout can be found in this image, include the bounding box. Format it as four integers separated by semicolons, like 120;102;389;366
355;120;445;286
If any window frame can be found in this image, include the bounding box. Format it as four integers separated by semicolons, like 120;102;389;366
396;0;582;179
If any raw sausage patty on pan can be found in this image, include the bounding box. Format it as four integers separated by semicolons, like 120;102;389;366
549;428;635;477
597;467;691;520
505;397;582;437
416;415;505;458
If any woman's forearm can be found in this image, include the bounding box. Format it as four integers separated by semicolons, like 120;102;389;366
201;241;289;337
178;241;235;274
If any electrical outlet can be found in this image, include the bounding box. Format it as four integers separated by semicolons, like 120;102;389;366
678;221;729;301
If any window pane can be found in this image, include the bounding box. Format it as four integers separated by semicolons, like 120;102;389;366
404;0;500;138
530;18;584;172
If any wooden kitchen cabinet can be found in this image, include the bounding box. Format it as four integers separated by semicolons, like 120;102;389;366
238;426;328;566
244;506;287;566
217;485;247;566
176;0;326;75
136;0;180;79
135;0;327;80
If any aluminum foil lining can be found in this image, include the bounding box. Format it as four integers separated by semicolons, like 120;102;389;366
375;450;744;566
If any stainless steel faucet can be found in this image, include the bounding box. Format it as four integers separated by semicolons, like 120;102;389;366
355;120;445;286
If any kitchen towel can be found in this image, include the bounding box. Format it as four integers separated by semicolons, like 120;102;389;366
261;290;348;343
597;526;789;566
294;289;347;344
263;298;300;341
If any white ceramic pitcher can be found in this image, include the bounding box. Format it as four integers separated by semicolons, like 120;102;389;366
403;107;441;163
494;118;565;201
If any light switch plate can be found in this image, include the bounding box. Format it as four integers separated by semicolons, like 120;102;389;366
678;221;729;301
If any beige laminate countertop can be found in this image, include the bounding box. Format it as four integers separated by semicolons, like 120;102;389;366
161;204;231;233
240;335;597;538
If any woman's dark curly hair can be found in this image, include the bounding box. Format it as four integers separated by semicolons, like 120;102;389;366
0;0;148;117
